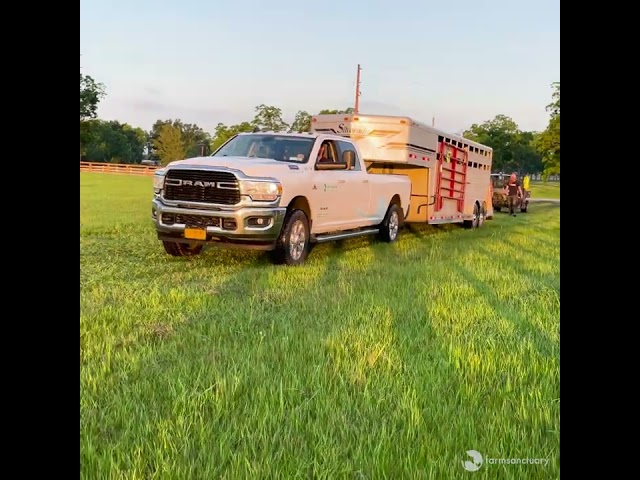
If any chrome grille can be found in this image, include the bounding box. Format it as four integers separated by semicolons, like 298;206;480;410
164;169;240;205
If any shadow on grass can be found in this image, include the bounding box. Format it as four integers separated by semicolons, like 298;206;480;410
450;260;558;360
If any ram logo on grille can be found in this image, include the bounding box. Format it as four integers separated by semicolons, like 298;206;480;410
165;178;238;190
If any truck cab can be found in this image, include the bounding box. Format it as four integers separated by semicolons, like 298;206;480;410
151;132;411;265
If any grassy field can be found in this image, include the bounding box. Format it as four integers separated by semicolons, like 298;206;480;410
529;181;560;199
80;172;560;479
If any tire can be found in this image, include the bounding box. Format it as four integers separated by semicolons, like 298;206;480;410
269;209;310;265
378;203;402;242
520;202;528;213
162;241;203;257
478;202;487;227
464;202;481;229
494;206;501;212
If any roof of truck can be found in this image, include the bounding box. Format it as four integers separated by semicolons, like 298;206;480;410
237;131;318;136
236;131;346;141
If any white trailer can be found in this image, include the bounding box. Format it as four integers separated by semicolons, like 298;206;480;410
311;113;494;227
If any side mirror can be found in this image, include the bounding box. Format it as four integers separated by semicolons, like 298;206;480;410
316;162;348;171
342;150;355;170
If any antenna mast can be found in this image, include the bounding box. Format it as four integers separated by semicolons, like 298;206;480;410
354;64;362;114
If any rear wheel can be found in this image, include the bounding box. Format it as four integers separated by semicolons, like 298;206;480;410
479;202;487;227
464;202;481;229
378;203;402;242
162;241;203;257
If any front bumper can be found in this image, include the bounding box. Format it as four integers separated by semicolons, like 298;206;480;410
151;199;286;250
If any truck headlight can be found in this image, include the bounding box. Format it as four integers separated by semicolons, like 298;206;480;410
240;180;282;201
153;169;167;194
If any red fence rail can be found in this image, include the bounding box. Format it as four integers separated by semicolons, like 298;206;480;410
80;162;160;176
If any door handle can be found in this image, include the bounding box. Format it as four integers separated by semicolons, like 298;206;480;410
337;180;346;184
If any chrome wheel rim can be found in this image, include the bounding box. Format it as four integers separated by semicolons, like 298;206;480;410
289;220;306;260
389;211;399;240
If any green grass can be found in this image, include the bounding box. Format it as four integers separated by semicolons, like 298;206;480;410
80;172;560;479
529;181;560;199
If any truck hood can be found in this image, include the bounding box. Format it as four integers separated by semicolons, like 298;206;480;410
166;156;304;179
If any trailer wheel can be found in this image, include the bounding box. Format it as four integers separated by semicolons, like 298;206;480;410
269;209;310;266
479;202;487;227
464;202;481;229
378;203;402;243
162;241;203;257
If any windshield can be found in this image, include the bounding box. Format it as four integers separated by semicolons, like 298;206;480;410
491;175;507;188
212;134;315;163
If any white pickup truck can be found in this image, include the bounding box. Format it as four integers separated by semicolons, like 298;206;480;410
151;132;411;265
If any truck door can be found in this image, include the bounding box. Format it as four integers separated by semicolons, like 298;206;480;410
337;140;371;227
309;140;350;230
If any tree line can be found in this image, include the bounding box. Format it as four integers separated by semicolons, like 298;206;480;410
80;73;559;175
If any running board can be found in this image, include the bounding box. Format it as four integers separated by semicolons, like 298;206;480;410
312;228;379;244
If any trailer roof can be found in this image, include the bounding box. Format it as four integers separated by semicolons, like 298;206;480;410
312;113;493;152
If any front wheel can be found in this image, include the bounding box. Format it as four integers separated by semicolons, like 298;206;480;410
162;241;203;257
269;209;310;265
378;203;402;242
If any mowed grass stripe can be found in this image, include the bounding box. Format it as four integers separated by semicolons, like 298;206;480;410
80;172;559;479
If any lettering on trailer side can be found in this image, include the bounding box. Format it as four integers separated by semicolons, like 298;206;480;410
337;123;369;135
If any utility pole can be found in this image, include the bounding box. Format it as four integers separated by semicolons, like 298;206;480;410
354;64;362;114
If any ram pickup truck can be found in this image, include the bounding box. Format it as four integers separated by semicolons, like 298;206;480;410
151;132;412;265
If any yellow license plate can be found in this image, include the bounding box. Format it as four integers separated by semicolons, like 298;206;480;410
184;228;206;240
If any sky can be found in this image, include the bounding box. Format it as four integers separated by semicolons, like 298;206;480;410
80;0;560;136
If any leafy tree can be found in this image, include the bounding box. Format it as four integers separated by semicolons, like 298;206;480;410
290;110;312;132
80;74;106;121
535;82;560;175
83;121;146;163
80;120;99;156
463;114;541;173
318;107;355;114
512;131;544;174
148;119;210;160
464;115;519;172
210;122;254;152
154;124;185;165
80;73;106;156
180;122;211;157
251;104;289;132
547;82;560;117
